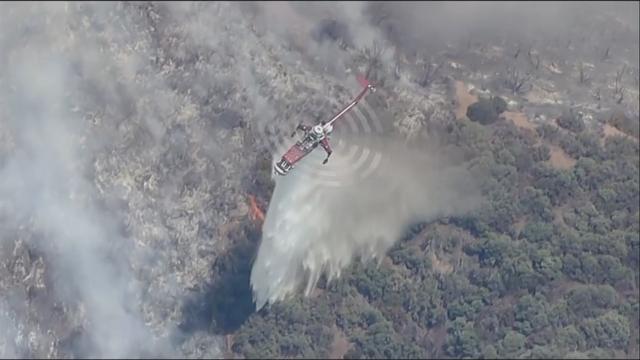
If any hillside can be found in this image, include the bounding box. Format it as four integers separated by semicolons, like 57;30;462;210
220;3;640;360
0;2;637;359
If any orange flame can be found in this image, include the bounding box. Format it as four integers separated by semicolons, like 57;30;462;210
248;194;265;223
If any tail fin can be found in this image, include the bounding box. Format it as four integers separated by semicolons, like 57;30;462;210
356;74;376;92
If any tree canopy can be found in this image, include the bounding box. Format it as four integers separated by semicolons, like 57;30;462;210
222;98;639;359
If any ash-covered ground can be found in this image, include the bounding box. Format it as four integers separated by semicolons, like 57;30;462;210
0;2;637;358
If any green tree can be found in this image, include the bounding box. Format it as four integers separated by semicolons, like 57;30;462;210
553;225;582;255
501;252;542;292
470;233;513;268
491;96;508;114
596;255;631;285
555;325;587;352
388;246;429;275
467;96;506;125
574;157;600;190
406;281;446;328
603;135;640;160
445;318;481;358
557;109;586;133
537;122;562;142
581;231;626;258
626;230;640;270
232;299;334;358
532;144;552;162
549;300;572;328
499;330;527;357
580;311;630;349
514;294;550;336
349;262;394;302
530;247;563;281
527;344;563;358
482;344;498;359
531;164;578;206
521;221;554;243
566;285;617;318
520;186;554;222
348;320;427;359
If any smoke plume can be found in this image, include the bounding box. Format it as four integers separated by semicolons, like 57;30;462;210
0;4;176;357
0;2;236;358
250;135;483;310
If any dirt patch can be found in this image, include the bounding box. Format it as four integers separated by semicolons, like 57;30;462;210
426;324;448;358
603;123;628;138
430;252;453;274
310;287;326;299
602;123;637;145
502;111;537;132
525;86;561;105
547;279;584;302
513;217;528;237
552;206;568;226
547;144;576;169
217;220;241;252
328;327;352;359
382;256;394;268
454;80;478;120
224;334;236;359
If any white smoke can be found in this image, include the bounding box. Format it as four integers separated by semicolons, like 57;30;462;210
250;136;483;309
0;2;229;357
0;46;158;357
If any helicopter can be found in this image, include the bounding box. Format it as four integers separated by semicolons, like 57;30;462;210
274;74;376;176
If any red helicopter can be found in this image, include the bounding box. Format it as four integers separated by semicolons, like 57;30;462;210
274;74;376;176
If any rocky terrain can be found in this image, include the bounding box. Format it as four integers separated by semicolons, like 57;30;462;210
0;2;637;359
